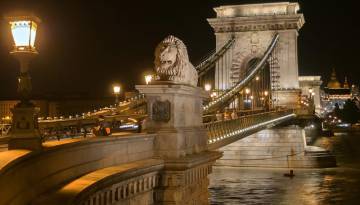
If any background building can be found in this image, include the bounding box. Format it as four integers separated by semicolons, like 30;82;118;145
0;100;56;120
1;95;116;121
321;68;351;112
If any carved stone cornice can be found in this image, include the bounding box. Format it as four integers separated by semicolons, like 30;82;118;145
207;14;305;33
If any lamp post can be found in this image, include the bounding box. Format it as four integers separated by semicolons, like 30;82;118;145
308;88;313;100
244;88;250;109
264;90;269;110
250;95;254;110
144;74;153;85
6;14;42;150
113;84;121;104
204;83;212;92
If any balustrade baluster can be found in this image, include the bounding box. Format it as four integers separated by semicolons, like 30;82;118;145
218;123;223;140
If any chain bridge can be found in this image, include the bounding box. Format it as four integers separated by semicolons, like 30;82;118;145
0;2;335;205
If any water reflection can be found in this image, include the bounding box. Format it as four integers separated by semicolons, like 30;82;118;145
209;133;360;204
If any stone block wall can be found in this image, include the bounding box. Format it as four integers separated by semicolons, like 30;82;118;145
216;126;332;168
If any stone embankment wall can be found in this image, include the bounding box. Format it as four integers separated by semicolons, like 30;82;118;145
216;126;336;168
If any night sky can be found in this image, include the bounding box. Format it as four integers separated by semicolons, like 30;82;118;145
0;0;359;99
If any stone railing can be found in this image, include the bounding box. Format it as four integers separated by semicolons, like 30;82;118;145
0;133;155;205
33;159;163;205
205;109;295;150
80;168;160;205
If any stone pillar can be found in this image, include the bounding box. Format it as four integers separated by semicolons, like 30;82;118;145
136;84;222;205
8;106;42;150
208;2;304;109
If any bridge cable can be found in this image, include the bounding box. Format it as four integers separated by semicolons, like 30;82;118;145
203;33;280;115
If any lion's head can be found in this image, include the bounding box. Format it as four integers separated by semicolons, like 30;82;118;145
154;35;197;85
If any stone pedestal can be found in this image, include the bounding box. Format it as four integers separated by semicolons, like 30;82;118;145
136;83;222;204
155;152;221;205
136;84;209;159
8;106;42;150
273;89;301;109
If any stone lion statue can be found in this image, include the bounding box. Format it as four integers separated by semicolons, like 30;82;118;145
154;35;198;86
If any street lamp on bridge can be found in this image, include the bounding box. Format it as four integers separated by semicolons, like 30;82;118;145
113;84;121;104
6;13;42;150
204;83;212;92
245;88;250;95
8;14;40;104
243;88;251;110
144;74;153;85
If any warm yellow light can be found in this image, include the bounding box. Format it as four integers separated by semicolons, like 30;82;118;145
204;83;212;92
250;95;254;100
264;91;268;96
145;75;153;85
311;92;315;96
7;15;40;52
309;88;313;93
210;92;217;98
245;88;250;94
113;85;121;94
256;76;259;81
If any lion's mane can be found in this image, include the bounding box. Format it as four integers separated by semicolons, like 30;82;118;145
154;35;198;86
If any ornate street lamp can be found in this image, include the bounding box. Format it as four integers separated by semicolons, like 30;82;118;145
113;84;121;104
6;13;42;150
8;14;40;104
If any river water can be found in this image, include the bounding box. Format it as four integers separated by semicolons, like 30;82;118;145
209;132;360;205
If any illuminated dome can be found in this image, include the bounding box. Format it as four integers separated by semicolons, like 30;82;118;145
327;68;341;89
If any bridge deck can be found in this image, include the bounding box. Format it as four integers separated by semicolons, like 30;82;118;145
0;133;155;205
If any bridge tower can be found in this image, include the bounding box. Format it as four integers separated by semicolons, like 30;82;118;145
208;2;304;108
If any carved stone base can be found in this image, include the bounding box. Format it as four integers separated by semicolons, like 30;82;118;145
136;84;208;159
155;151;222;205
8;106;42;150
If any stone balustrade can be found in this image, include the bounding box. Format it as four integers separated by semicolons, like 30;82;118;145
33;159;163;205
0;133;155;205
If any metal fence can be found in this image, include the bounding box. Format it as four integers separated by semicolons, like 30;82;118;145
205;109;295;149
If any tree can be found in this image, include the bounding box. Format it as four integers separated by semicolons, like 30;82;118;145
334;103;341;117
339;99;360;124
